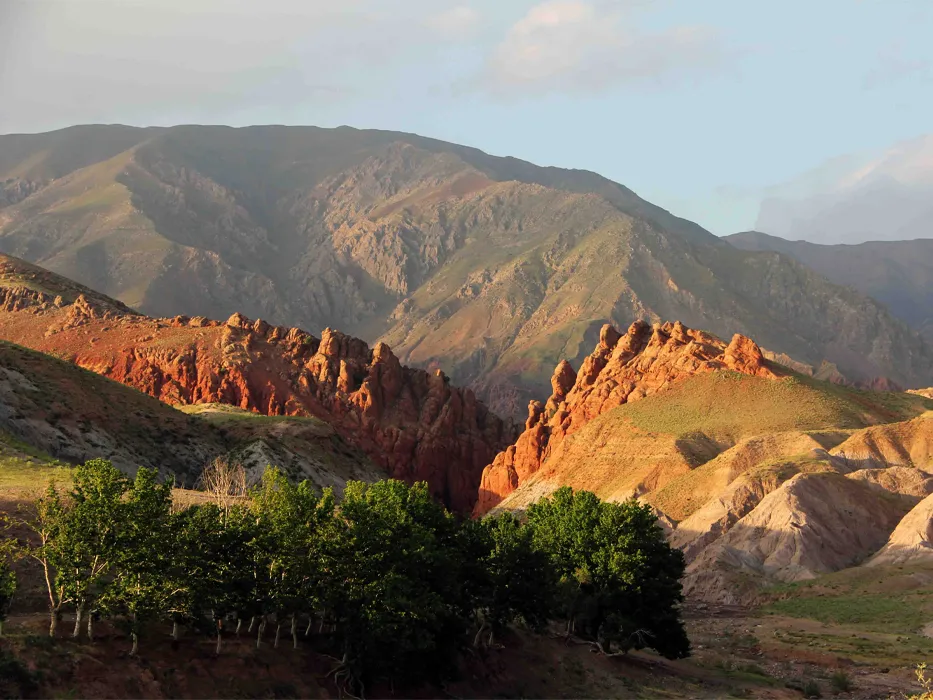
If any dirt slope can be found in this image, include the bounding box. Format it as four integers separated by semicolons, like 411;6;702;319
831;413;933;470
478;320;929;516
0;339;380;494
475;320;779;514
866;491;933;567
684;472;914;603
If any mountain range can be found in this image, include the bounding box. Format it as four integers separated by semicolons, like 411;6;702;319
755;134;933;244
727;230;933;340
2;125;933;418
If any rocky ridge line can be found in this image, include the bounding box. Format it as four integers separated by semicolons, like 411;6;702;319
474;320;779;515
0;278;516;513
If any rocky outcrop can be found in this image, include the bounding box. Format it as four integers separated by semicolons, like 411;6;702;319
0;285;62;312
0;177;46;207
474;320;778;515
0;267;515;513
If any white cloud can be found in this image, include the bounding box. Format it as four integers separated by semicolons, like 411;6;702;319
479;0;723;96
426;6;481;40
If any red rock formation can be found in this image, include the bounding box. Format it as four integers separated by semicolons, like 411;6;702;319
473;320;779;515
0;285;65;313
0;283;515;514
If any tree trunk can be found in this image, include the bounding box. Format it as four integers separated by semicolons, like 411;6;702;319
0;620;4;637
256;617;265;649
87;613;94;642
274;623;282;649
216;629;222;655
248;616;256;633
291;615;298;649
49;609;58;638
235;618;242;636
73;601;84;639
305;617;312;637
473;622;488;648
172;620;180;641
130;632;139;656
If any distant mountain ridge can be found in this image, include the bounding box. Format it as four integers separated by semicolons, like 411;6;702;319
726;231;933;340
755;134;933;244
3;124;933;413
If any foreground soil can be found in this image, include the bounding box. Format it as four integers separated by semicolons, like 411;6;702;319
1;604;928;700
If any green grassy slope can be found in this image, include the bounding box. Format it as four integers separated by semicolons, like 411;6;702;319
618;371;932;442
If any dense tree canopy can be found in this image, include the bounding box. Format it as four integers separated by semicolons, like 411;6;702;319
7;460;690;694
527;487;690;658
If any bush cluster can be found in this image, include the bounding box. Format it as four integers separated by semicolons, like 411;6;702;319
2;459;690;694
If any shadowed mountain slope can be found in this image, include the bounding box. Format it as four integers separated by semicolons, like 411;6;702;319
727;230;933;339
2;125;933;416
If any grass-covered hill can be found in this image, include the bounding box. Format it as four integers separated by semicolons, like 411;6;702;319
497;370;933;512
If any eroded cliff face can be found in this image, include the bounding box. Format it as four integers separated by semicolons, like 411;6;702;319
0;269;515;513
473;320;778;515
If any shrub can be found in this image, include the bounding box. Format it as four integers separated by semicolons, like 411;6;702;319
0;650;39;699
803;679;822;698
829;670;852;693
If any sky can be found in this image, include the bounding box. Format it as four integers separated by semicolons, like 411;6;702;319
1;0;931;234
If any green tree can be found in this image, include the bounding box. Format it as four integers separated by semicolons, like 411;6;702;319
22;483;72;637
171;501;263;652
471;513;557;645
250;468;314;648
324;479;468;695
62;459;130;639
527;487;690;659
100;467;173;655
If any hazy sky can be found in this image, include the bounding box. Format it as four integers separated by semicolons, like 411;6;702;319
1;0;931;234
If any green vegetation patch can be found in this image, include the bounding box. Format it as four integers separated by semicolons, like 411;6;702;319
766;594;915;630
761;562;933;637
0;431;72;489
611;371;932;443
